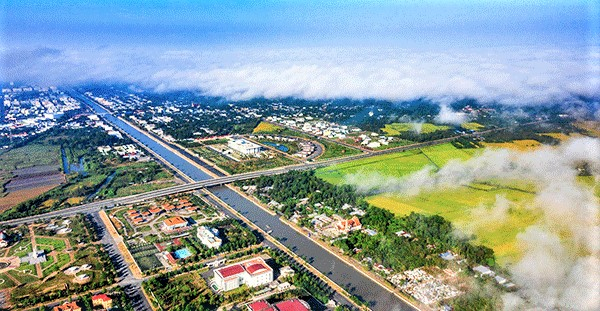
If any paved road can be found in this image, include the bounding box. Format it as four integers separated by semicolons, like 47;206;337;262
1;92;538;310
90;212;152;311
0;135;459;227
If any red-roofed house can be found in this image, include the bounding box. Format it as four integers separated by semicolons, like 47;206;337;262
247;300;275;311
214;257;273;291
148;208;162;215
92;294;113;309
247;299;311;311
336;216;362;233
162;216;188;232
53;302;82;311
274;299;311;311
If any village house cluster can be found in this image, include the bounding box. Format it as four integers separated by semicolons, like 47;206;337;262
389;268;462;306
97;143;147;161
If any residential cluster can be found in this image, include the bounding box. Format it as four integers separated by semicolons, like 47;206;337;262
388;268;462;305
97;143;148;161
266;115;359;140
1;86;80;147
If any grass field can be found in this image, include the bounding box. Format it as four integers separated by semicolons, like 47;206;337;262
316;149;431;184
253;121;283;134
0;273;16;289
382;122;451;135
0;144;61;172
316;142;551;264
317;139;363;160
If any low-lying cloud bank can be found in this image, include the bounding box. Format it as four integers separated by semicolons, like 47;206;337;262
344;137;600;310
1;46;599;105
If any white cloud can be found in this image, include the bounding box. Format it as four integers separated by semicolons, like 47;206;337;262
343;137;600;310
434;104;469;125
1;46;599;104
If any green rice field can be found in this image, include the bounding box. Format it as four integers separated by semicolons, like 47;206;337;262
316;142;554;264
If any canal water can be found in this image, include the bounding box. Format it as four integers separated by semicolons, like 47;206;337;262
77;92;415;311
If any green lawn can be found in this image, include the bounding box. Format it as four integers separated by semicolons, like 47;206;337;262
36;237;67;252
57;253;71;268
0;273;16;289
9;266;38;283
382;122;451;135
10;239;33;257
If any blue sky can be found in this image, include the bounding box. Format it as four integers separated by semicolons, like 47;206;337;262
2;0;596;50
1;1;598;103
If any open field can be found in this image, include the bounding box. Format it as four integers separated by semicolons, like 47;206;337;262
0;185;58;212
460;122;484;131
316;148;431;184
483;139;541;151
0;144;61;172
366;186;539;264
419;143;474;167
253;121;283;133
575;121;600;137
317;142;597;265
382;122;451;135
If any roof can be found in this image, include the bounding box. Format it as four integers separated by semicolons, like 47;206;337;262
248;300;275;311
274;299;310;311
163;216;187;227
217;264;245;278
53;302;81;311
92;294;112;302
149;208;162;213
246;263;268;275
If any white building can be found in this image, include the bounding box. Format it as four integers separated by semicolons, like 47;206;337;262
213;257;273;291
197;226;222;249
228;138;262;155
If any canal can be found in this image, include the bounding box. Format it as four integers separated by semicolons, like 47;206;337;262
75;91;415;311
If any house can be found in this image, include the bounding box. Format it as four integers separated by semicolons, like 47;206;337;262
274;299;311;311
473;265;495;277
53;302;82;311
336;216;362;233
197;226;222;249
214;257;273;291
92;294;113;309
247;300;275;311
0;231;9;248
148;207;162;215
440;251;455;261
21;250;46;265
162;216;188;232
247;299;310;311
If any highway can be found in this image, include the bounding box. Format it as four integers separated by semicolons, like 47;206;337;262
2;92;533;310
0;131;470;227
